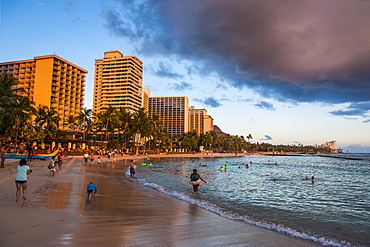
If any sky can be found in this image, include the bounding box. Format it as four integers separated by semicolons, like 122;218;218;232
1;0;370;153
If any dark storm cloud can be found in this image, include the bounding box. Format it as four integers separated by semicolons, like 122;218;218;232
170;81;193;91
194;97;222;108
254;101;275;111
102;0;370;104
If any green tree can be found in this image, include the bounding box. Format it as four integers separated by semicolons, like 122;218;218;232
34;105;60;138
7;96;35;144
115;107;132;148
78;108;92;141
131;108;151;154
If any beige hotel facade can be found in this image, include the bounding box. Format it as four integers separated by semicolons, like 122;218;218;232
0;55;88;129
148;96;189;137
93;50;143;114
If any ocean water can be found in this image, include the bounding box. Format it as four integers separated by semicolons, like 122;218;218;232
128;154;370;247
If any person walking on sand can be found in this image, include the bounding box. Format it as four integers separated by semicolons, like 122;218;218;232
1;145;8;168
15;159;32;202
83;152;89;164
129;160;136;178
190;169;206;193
57;152;64;172
90;153;94;165
86;182;98;198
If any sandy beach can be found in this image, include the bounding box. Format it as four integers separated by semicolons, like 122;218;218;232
0;154;322;246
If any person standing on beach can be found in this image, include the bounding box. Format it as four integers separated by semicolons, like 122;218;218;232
129;160;136;178
27;143;34;161
1;145;8;168
90;153;94;165
190;169;206;192
15;158;31;202
57;152;64;172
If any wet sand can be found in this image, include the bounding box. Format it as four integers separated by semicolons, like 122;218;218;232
0;155;322;246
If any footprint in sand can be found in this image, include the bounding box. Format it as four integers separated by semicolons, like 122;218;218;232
32;224;41;227
9;231;17;234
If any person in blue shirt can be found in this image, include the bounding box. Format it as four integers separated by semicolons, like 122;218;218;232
86;182;98;198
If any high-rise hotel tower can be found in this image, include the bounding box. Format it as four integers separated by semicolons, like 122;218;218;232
93;50;143;114
188;106;214;134
0;55;87;129
148;96;189;137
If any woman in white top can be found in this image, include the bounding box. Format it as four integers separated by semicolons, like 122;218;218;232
15;158;31;202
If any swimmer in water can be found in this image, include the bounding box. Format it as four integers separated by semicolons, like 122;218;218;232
311;176;316;183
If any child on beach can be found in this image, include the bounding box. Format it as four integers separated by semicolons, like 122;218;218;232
97;156;101;165
86;182;98;198
48;157;57;177
129;160;136;178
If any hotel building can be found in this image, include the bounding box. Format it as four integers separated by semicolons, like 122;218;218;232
0;55;87;129
93;50;143;114
188;106;214;134
321;141;338;152
148;96;189;137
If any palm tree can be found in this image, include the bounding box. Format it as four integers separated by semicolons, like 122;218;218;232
78;108;92;141
115;107;132;148
97;106;117;143
8;96;35;146
131;108;151;155
0;72;19;97
64;115;78;131
34;105;60;138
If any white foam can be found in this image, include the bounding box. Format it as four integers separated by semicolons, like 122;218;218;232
134;177;352;247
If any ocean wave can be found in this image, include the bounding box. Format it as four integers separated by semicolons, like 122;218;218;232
131;175;352;247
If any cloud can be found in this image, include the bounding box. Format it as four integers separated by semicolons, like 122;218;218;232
170;81;193;91
254;101;275;111
261;135;273;140
153;62;184;79
34;1;44;6
363;119;370;123
102;0;370;104
329;101;370;117
194;96;222;107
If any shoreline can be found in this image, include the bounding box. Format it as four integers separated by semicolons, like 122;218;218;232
0;155;322;246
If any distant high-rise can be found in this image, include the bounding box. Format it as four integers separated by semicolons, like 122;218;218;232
203;114;214;133
148;96;189;137
93;50;143;114
142;88;150;113
0;55;87;129
189;106;214;134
